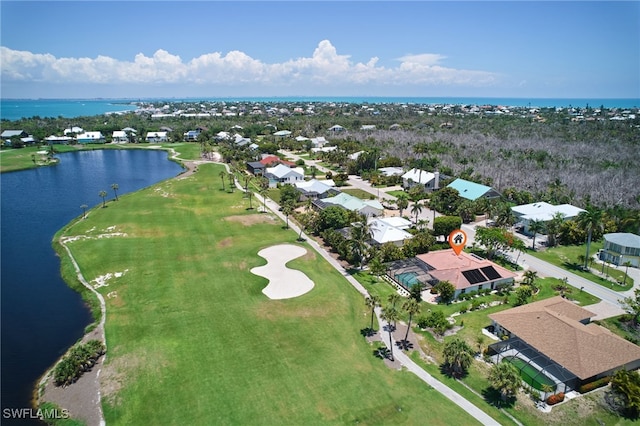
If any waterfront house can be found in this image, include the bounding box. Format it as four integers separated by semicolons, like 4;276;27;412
145;131;168;143
112;130;129;143
76;131;105;144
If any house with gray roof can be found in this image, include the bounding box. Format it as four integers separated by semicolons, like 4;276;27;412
402;168;440;191
264;164;304;188
511;202;585;235
599;233;640;267
294;179;339;200
315;192;383;217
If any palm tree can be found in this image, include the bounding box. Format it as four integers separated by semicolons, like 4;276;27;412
577;205;604;269
227;173;235;193
368;256;386;280
388;293;401;309
442;338;474;377
258;186;269;213
402;298;421;344
523;270;538;288
488;361;521;404
365;295;380;331
528;219;544;250
247;190;254;210
282;201;294;228
80;204;88;219
99;190;107;208
111;183;119;201
623;261;633;286
348;217;371;269
381;306;400;361
219;170;226;191
410;200;424;225
395;193;409;217
243;175;253;195
475;335;486;356
545;212;565;247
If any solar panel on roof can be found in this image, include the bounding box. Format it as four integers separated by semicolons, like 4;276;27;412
481;266;501;280
461;269;487;285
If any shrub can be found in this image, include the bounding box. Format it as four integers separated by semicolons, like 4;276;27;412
546;392;565;405
54;339;106;386
578;377;611;393
459;306;468;314
471;300;482;311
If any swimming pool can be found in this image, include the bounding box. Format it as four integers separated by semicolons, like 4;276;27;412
503;356;556;391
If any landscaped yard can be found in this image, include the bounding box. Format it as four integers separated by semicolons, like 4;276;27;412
529;243;634;291
58;163;482;425
340;187;377;200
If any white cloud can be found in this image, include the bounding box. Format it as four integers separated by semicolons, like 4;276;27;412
0;41;500;90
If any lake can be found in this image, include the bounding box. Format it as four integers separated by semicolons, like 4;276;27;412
0;149;184;424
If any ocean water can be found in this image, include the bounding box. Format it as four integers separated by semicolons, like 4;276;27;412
1;97;638;121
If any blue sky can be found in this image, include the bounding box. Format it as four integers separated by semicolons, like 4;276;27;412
1;1;638;99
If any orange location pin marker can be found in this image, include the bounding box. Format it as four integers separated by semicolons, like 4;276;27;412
448;229;467;256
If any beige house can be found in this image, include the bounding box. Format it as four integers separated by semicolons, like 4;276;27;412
488;297;640;393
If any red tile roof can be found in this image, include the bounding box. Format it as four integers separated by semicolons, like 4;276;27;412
259;155;296;167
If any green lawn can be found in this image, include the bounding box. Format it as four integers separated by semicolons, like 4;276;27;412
59;163;479;425
0;146;50;172
341;188;377;200
529;243;633;291
385;190;407;198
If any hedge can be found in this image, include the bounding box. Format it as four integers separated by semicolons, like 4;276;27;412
578;376;611;394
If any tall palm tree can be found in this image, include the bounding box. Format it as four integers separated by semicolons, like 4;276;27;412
545;212;565;247
282;201;294;228
258;186;268;213
402;298;421;344
219;170;226;191
623;261;632;286
365;295;380;331
247;190;254;210
111;183;119;201
227;173;235;193
99;190;107;208
410;200;424;225
528;219;544;250
80;204;88;219
395;193;409;217
577;205;604;269
348;216;372;269
388;293;401;309
381;306;400;361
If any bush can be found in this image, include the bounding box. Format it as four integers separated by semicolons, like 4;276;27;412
546;392;565;405
54;339;106;387
578;376;611;393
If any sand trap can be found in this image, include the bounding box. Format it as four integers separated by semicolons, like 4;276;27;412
250;244;314;300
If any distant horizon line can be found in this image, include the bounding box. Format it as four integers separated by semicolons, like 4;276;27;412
3;96;639;101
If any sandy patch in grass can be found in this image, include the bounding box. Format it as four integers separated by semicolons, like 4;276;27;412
217;237;233;248
251;244;314;300
91;270;129;289
225;214;275;226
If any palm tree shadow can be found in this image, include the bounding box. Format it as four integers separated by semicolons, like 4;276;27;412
396;339;414;351
482;386;516;408
360;327;376;337
373;347;392;360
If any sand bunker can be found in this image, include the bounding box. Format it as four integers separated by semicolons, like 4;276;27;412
250;244;314;300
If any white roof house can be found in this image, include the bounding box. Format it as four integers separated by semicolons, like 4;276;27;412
368;217;414;246
265;164;305;187
112;130;128;143
321;193;384;217
146;131;168;142
511;202;586;234
401;168;439;190
379;167;404;177
76;131;105;143
294;179;337;200
64;126;83;135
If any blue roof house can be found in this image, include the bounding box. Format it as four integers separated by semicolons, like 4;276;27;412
446;178;501;201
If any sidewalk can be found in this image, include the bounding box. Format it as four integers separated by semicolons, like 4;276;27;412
258;191;500;426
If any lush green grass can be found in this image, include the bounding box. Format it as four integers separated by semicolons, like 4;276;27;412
386;190;406;198
0;146;50;172
529;243;633;291
341;188;377;200
60;164;479;425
